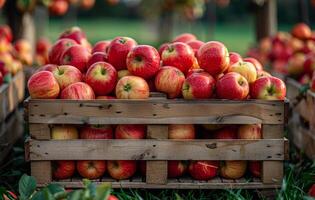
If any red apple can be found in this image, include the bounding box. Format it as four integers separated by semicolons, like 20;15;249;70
168;161;188;178
36;38;51;54
77;160;106;179
187;40;205;56
115;76;149;99
0;25;12;43
35;64;59;73
80;125;113;139
14;39;31;53
85;62;117;96
228;61;257;83
53;161;76;179
158;43;169;56
52;125;79;139
49;0;69;16
243;57;263;72
237;124;262;139
92;40;111;54
107;37;137;70
60;82;95;99
182;73;216;99
188;161;219;180
287;53;306;77
115;124;146;139
291;23;312;40
303;55;315;76
59;26;87;45
249;161;261;178
161;42;195;74
229;52;243;65
51;65;83;90
308;184;315;197
28;71;60;99
60;45;91;73
172;33;197;43
108;195;119;200
250;76;286;100
87;52;107;69
214;126;237;139
168;124;195;139
257;70;271;79
186;68;206;77
107;160;137;180
155;66;185;98
220;161;247;179
216;72;249;100
49;38;77;64
197;41;230;76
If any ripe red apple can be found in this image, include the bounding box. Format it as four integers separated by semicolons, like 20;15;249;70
220;161;247;179
51;65;83;90
85;62;117;96
186;68;206;77
49;0;69;16
0;25;12;43
35;64;58;73
168;161;188;178
107;160;137;180
14;39;31;53
108;195;119;200
197;41;230;76
249;161;261;178
172;33;197;43
161;42;195;74
168;124;195;139
127;45;161;79
243;57;263;72
92;40;111;54
228;61;257;83
87;52;107;69
187;40;205;56
308;184;315;197
182;73;216;99
77;160;106;179
257;70;271;79
51;125;79;139
237;124;262;139
80;0;95;9
158;43;169;56
214;126;237;139
291;23;312;40
107;37;137;70
250;76;286;100
216;72;249;100
60;82;95;99
28;71;60;99
115;76;149;99
118;69;131;79
49;38;77;64
115;124;146;139
155;66;185;98
188;161;219;180
287;53;306;77
60;45;91;73
59;26;87;45
80;125;113;139
53;161;76;179
229;52;243;65
36;37;51;54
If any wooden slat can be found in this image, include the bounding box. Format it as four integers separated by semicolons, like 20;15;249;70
26;99;285;124
31;161;52;185
28;139;286;161
29;123;51;139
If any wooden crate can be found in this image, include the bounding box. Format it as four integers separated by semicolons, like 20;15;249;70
24;96;288;189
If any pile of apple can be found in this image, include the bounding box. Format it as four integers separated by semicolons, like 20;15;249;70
51;124;261;181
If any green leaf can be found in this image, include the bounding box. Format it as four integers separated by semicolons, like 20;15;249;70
95;183;111;200
30;191;44;200
68;190;83;200
46;184;65;195
42;188;54;200
19;174;37;200
175;193;184;200
87;182;97;198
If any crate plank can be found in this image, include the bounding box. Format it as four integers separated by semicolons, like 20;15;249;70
29;124;50;139
31;161;52;185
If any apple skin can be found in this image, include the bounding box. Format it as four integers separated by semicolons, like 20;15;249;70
52;125;79;139
308;184;315;197
92;40;111;54
35;64;59;73
161;42;195;74
118;69;132;79
115;124;146;139
127;45;160;79
172;33;197;43
186;68;207;77
28;71;60;99
49;38;77;65
303;55;315;76
287;53;306;77
257;70;271;79
60;45;91;73
14;39;31;53
80;0;95;10
237;124;262;139
107;160;137;180
220;161;247;179
158;43;170;56
77;160;106;179
107;37;137;70
216;72;249;100
168;124;195;139
85;62;117;96
250;76;286;100
115;76;149;99
80;125;113;139
182;73;216;99
291;23;312;40
51;65;83;90
60;82;95;100
0;25;12;43
229;52;243;65
49;0;69;16
187;40;205;56
108;195;119;200
87;52;107;69
36;37;51;54
168;161;188;178
53;161;76;179
214;126;238;139
228;61;257;83
248;161;261;178
243;57;263;72
155;66;185;98
59;26;87;45
197;41;230;76
96;96;116;99
188;161;219;180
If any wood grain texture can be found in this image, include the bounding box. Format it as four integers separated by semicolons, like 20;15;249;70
29;124;51;139
31;161;52;185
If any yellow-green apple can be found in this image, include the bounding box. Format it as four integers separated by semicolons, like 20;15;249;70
214;126;237;139
118;69;131;79
115;76;149;99
155;66;185;98
49;38;77;64
52;125;79;139
60;82;95;99
197;41;230;76
28;71;60;99
60;45;91;73
107;37;137;70
243;57;263;72
92;40;111;54
53;161;76;179
172;33;197;43
79;0;95;10
85;62;117;96
291;23;311;40
49;0;69;16
80;125;113;139
161;42;195;74
96;96;116;99
257;70;271;79
168;161;188;178
229;52;242;66
228;61;257;84
87;52;107;69
0;25;12;43
127;45;160;79
220;161;247;179
237;124;262;139
107;160;137;180
51;65;83;90
115;124;146;139
168;124;195;139
77;160;106;179
188;161;219;180
216;72;249;100
287;53;306;77
250;76;286;100
187;40;205;56
249;161;261;177
182;73;216;99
